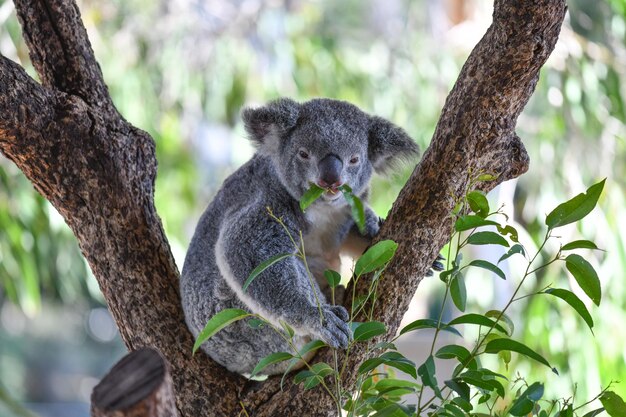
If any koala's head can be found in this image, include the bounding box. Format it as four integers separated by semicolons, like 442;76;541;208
242;98;419;205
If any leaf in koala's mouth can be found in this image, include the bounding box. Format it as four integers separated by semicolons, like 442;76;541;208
299;184;326;212
339;184;366;234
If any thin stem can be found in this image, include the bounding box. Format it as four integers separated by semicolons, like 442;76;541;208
264;319;338;404
298;231;325;324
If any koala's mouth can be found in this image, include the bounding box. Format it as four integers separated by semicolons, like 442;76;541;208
321;187;343;202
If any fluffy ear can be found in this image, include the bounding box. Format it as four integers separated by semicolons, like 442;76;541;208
241;98;300;151
368;116;420;173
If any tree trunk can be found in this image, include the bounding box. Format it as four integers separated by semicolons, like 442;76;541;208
91;348;177;417
0;0;566;416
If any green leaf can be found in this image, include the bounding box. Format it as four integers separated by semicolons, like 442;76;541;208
498;244;525;264
250;351;294;376
280;320;295;338
467;191;489;217
454;215;499;232
565;254;602;305
358;357;384;375
450;274;467;312
468;260;506;280
448;313;508;334
375;379;420;397
299;184;325;212
545;179;605;229
298;340;327;357
509;382;544;416
310;362;335;378
193;309;251;354
435;345;475;369
294;369;313;384
561;240;600;251
582;408;605;417
353;321;386;341
243;253;293;292
484;339;554;372
381;352;418;379
484;310;515;336
323;269;341;288
543;288;594;331
600;391;626;417
456;370;505;398
399;318;462;337
340;184;366;234
452;396;473;412
476;173;498;182
418;356;442;398
247;318;266;329
445;379;470;401
354;240;398;276
467;231;509;247
496;224;519;242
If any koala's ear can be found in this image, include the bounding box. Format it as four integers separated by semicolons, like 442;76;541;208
368;116;420;173
241;98;300;151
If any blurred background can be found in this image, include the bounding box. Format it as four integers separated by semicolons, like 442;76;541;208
0;0;625;415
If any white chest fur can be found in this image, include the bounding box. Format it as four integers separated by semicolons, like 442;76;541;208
302;203;350;277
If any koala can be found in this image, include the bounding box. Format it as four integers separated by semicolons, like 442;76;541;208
180;98;419;376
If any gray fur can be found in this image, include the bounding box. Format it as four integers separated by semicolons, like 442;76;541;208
180;98;419;375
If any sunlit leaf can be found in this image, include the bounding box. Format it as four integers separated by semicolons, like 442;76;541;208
299;183;325;212
467;191;489;218
243;253;293;292
193;309;251;354
354;240;398;276
600;391;626;417
496;224;518;242
545;179;605;229
565;254;602;306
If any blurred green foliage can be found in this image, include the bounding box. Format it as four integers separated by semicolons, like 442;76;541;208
0;0;625;409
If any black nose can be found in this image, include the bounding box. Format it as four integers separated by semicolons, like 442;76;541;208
317;154;343;188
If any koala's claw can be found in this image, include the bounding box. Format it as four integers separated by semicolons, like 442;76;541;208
318;305;351;349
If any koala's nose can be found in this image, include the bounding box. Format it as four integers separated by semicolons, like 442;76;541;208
317;154;343;189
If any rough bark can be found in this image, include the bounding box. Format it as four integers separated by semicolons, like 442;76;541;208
91;348;178;417
0;0;566;416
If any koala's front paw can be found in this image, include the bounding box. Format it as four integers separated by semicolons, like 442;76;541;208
315;305;351;349
426;254;446;277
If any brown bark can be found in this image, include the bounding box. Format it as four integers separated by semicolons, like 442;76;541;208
91;348;178;417
0;0;566;416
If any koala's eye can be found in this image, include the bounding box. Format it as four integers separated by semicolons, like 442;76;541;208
349;155;360;165
298;149;310;160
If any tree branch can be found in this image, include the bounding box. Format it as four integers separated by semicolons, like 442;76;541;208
13;0;115;111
